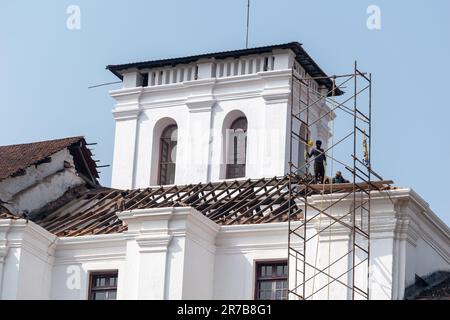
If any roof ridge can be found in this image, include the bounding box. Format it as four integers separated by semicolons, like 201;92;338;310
0;136;84;149
106;41;342;96
0;136;90;182
106;41;301;70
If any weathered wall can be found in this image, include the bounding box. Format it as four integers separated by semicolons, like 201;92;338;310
0;148;85;216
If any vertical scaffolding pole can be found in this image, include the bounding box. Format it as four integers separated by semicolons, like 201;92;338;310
352;61;358;300
287;62;382;300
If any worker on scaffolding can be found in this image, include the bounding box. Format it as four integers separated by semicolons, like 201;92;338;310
307;140;326;184
332;171;349;184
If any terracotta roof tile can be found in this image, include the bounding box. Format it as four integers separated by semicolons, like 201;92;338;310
0;136;84;181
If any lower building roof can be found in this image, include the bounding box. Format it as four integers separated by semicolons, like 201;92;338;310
0;136;99;185
32;176;392;237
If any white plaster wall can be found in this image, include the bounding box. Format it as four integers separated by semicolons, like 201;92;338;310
209;97;271;182
164;236;187;299
15;245;53;299
0;219;56;299
1;247;21;299
50;234;126;300
110;50;332;189
117;207;220;300
370;237;396;299
403;191;450;290
0;148;84;215
111;105;140;190
212;190;449;301
165;208;218;299
405;239;449;286
1;190;448;300
133;105;189;187
213;223;289;300
181;237;215;299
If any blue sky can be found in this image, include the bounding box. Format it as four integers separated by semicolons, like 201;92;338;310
1;0;449;225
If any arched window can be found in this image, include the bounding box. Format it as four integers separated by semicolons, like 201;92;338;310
226;117;248;179
158;124;177;185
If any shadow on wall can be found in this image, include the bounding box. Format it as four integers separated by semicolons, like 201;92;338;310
164;236;183;299
371;255;394;299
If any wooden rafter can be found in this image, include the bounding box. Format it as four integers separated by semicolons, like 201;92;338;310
33;176;393;237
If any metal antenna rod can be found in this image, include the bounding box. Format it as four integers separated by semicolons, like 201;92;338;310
88;81;121;89
246;0;250;48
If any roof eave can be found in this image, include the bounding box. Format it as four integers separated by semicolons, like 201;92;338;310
106;41;343;96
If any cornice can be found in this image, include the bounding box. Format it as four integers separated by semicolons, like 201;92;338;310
186;95;216;113
112;105;141;120
57;232;126;249
109;87;143;99
216;242;289;255
54;252;126;265
218;221;290;237
261;89;290;105
111;70;292;111
136;234;173;253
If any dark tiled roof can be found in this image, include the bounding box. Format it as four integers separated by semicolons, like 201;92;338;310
106;42;343;96
416;277;450;300
0;205;17;220
405;272;450;300
0;136;99;183
34;176;391;237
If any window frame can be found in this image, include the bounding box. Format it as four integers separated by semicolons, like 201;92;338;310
225;116;248;179
158;124;178;185
254;260;288;300
88;270;119;301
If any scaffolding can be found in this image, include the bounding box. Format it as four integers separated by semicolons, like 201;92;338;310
287;62;387;300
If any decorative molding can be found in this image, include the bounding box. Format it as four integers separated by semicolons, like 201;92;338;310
406;223;420;247
186;95;216;113
141;98;186;109
112;106;141;121
261;89;290;105
54;252;126;265
216;242;291;255
112;69;292;111
0;219;56;265
118;207;219;256
57;232;126;249
117;207;173;225
136;234;173;253
109;87;143;99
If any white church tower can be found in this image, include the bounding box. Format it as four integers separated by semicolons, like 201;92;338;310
107;42;337;189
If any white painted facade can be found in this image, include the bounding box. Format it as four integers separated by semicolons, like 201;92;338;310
0;46;448;300
110;49;331;189
0;188;448;300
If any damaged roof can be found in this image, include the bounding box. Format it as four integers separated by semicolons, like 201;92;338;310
0;136;99;184
0;205;17;220
33;176;392;237
405;271;450;300
106;42;343;96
